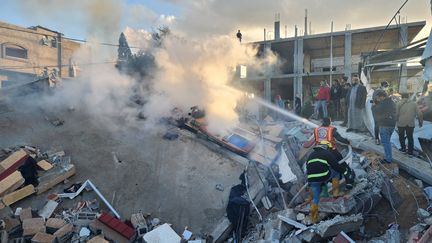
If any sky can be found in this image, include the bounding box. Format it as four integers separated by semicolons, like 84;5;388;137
0;0;431;43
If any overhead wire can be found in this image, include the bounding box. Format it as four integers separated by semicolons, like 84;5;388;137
0;25;145;49
372;0;410;54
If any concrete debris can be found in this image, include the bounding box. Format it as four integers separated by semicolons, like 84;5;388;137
143;223;181;243
215;183;224;191
333;231;356;243
385;223;400;243
415;179;424;189
79;227;91;237
296;196;356;214
278;214;307;230
38;200;58;219
316;214;363;238
417;208;431;219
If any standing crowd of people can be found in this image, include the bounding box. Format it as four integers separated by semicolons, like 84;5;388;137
311;75;425;164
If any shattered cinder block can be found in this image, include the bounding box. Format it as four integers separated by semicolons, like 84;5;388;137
23;218;45;236
87;235;109;243
4;217;21;234
46;218;66;233
74;211;98;226
19;207;33;221
53;224;73;243
31;232;56;243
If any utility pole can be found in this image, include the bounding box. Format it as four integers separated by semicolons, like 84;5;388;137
57;32;62;78
330;21;333;87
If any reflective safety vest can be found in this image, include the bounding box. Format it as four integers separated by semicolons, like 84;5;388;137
307;158;330;179
314;126;336;148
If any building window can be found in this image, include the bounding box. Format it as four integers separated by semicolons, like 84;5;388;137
2;44;28;60
41;35;49;46
51;37;57;48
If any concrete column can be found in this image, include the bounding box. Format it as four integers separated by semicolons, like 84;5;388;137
344;32;352;83
293;38;304;103
264;78;272;102
399;24;408;93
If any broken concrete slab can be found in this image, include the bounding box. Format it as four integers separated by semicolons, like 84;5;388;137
296;197;356;214
316;214;363;238
38;200;58;219
275;149;298;184
278;215;307;230
143;223;181;243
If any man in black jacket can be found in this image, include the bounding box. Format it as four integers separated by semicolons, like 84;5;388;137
374;90;396;163
306;140;349;224
330;79;342;120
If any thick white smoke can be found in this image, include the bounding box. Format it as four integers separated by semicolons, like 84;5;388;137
145;34;278;133
15;0;279;133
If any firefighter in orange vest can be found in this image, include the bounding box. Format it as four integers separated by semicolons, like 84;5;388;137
314;117;350;161
314;117;356;190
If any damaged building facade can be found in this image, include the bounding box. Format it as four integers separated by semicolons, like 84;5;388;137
236;20;425;104
0;21;81;88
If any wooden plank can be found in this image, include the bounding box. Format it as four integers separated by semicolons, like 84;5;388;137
358;140;432;186
0;150;28;181
0;171;24;196
37;160;53;171
0;149;27;171
36;164;75;195
2;185;35;206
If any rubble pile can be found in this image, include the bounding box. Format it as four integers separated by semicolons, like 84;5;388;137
0;146;207;243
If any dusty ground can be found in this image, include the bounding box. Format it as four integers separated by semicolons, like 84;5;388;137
0;91;249;233
362;151;428;240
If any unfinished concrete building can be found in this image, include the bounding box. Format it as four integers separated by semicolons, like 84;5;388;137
236;20;426;104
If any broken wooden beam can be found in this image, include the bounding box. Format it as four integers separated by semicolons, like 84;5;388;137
37;160;53;171
0;149;28;181
0;171;25;196
2;184;35;206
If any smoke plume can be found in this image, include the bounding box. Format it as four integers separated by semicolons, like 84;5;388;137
14;0;279;134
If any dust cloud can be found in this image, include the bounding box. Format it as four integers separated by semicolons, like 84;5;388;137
14;0;279;134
